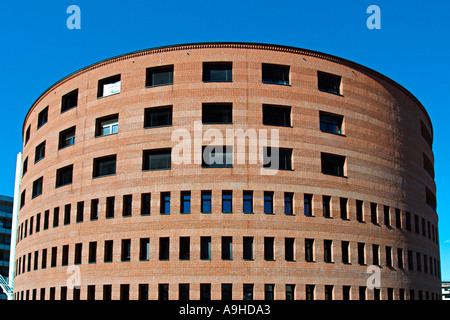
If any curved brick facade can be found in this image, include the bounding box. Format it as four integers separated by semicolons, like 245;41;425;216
13;43;439;300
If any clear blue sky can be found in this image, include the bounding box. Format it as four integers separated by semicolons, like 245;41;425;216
1;0;449;280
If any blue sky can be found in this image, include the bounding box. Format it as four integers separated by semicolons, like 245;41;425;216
1;0;449;280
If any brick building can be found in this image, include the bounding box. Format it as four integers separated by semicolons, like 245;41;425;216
13;42;440;300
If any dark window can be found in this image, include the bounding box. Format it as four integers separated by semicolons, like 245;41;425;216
285;238;295;261
386;246;392;267
324;285;333;301
358;243;365;265
123;195;132;217
36;213;41;232
202;103;232;124
320;111;343;135
323;195;331;218
359;287;366;300
372;244;379;265
263;147;292;170
64;204;71;225
91;199;99;220
305;285;315;300
179;237;190;260
144;106;173;128
141;193;151;215
93;155;116;178
41;249;47;269
35;141;46;163
61;89;78;113
305;239;314;262
58;126;76;149
423;153;435;178
222;284;232;300
120;284;130;301
87;286;95;301
146;65;173;87
25;125;30;145
106;196;115;219
321;153;345;177
405;211;411;231
75;243;82;265
200;237;211;260
139;238;150;261
179;284;189;301
121;239;131;262
104;240;113;262
340;197;348;220
95;114;118;137
384;205;390;227
324;240;333;263
143;149;171;171
89;241;97;263
97;74;121;98
222;237;232;260
160;192;170;214
286;284;295;300
343;286;351;300
264;237;274;260
243;284;254;300
264;191;274;214
44;210;49;229
420;120;433;147
37;106;48;129
371;202;378;224
202;146;233;168
180;191;191;214
262;104;291;127
159;237;170;260
103;285;112;301
243;191;253;214
265;284;275;300
304;194;313;216
284;192;294;215
425;187;437;210
203;62;232;82
222;190;232;213
395;209;402;229
341;241;350;264
356;200;364;222
158;284;169;301
56;165;73;188
51;247;57;267
32;177;43;198
408;250;414;270
62;245;69;266
22;157;28;176
200;284;211;301
201;191;212;213
318;71;341;95
262;63;289;85
243;237;253;260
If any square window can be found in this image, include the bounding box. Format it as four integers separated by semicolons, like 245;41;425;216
320;111;343;135
95;114;118;137
97;74;121;98
263;104;291;127
146;65;173;87
262;63;290;85
37;106;48;129
61;89;78;113
144;106;172;128
202;103;232;124
143;148;171;171
32;177;43;198
202;146;233;168
93;155;116;178
58;126;76;149
318;71;341;95
263;147;292;170
203;62;232;82
35;141;46;163
321;153;345;177
56;165;73;188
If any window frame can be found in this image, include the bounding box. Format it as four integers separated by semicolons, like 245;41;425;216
95;114;119;137
37;106;49;129
263;104;291;127
203;62;233;82
61;89;78;113
321;153;346;177
55;164;74;188
97;74;121;98
202;103;233;124
144;105;173;128
319;111;344;135
58;126;76;150
262;63;290;85
92;155;117;178
146;65;174;87
142;148;172;171
317;71;342;95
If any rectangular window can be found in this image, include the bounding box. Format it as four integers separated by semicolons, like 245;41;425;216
95;114;119;137
180;191;191;214
284;192;294;215
325;285;334;301
202;103;232;124
243;191;253;214
36;213;41;233
120;284;130;301
222;190;232;213
20;190;25;209
64;204;71;225
143;148;171;171
343;286;351;300
408;250;414;270
421;120;433;147
87;286;95;301
202;146;233;168
200;284;211;301
263;104;291;127
24;125;31;146
222;284;233;300
395;209;402;229
179;284;189;301
340;197;348;220
423;153;435;178
139;238;150;261
323;195;331;218
97;74;121;98
74;243;82;265
203;62;232;82
321;153;345;177
243;237;254;260
62;245;69;266
106;196;115;219
304;194;313;216
263;147;293;170
264;191;274;214
305;285;315;300
324;240;333;263
144;106;173;128
356;200;364;222
285;238;295;261
37;106;48;129
179;237;190;260
358;243;365;265
286;284;295;300
93;155;116;178
103;285;112;301
405;211;411;231
56;165;73;188
398;248;404;269
22;157;28;176
371;203;378;224
425;187;437;210
61;89;78;113
160;192;171;214
262;63;290;85
58;126;76;149
264;237;275;261
51;247;57;267
44;210;49;229
146;65;174;87
41;248;47;269
384;206;390;227
201;191;212;213
35;141;46;163
200;237;212;260
318;71;341;95
243;284;254;300
104;240;113;262
123;194;132;217
265;284;275;300
89;241;97;263
372;244;379;265
320;111;343;135
305;239;314;262
141;193;151;216
386;246;392;267
121;239;131;262
416;252;422;272
222;237;232;260
341;241;350;264
158;284;169;301
159;237;170;260
90;199;99;220
32;177;43;198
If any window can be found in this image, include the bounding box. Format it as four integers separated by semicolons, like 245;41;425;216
75;243;82;265
284;192;294;215
305;285;315;300
372;244;379;265
146;65;174;87
320;111;343;135
202;103;232;124
64;204;71;225
286;284;295;300
263;147;292;170
139;238;150;261
200;237;211;260
265;284;275;300
97;74;121;98
89;241;97;263
61;89;78;113
87;286;95;301
106;196;115;219
123;195;132;217
91;199;99;220
32;177;43;198
202;146;233;168
25;125;30;145
37;106;48;129
160;192;171;214
341;241;350;264
423;153;435;178
304;194;313;216
95;114;118;137
222;284;233;300
200;284;211;301
143;149;171;171
340;197;348;220
324;285;333;301
384;206;390;227
398;248;404;269
425;187;437;210
179;237;190;260
120;284;130;301
203;62;232;82
35;141;46;163
121;239;131;262
222;237;232;260
62;245;69;266
408;250;414;270
201;191;212;213
56;165;73;188
51;247;57;267
144;106;173;128
421;120;433;147
103;285;112;301
44;210;49;229
356;200;364;222
323;195;331;218
159;237;170;260
58;126;76;149
395;209;402;229
222;191;232;213
158;284;169;300
371;202;378;224
104;240;113;262
263;104;291;127
285;238;295;261
264;237;274;260
324;240;333;263
321;153;345;177
243;191;253;214
386;246;392;268
180;191;191;214
343;286;351;300
405;211;411;231
318;71;341;95
41;249;47;269
264;191;274;214
243;284;254;300
22;157;28;176
179;284;189;301
141;193;151;216
243;237;253;260
93;155;116;178
262;63;289;85
305;239;314;262
358;243;365;265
